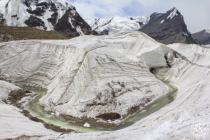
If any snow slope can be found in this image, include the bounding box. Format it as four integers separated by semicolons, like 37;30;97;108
51;39;210;140
0;81;56;139
55;43;210;140
0;32;171;124
0;32;210;139
85;16;149;35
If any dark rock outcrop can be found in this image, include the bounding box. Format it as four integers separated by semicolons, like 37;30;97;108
140;8;196;44
54;7;93;36
192;30;210;45
25;16;46;29
0;13;5;25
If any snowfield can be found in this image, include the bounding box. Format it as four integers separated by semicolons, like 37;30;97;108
0;32;210;139
85;16;149;35
0;81;56;139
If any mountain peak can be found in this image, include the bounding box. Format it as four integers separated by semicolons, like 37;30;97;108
167;7;180;19
169;7;178;12
0;0;94;36
192;28;210;44
140;7;195;44
85;16;149;35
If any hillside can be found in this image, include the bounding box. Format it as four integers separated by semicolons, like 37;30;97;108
0;25;68;42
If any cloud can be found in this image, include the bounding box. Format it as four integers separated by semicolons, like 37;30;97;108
72;0;141;17
70;0;210;32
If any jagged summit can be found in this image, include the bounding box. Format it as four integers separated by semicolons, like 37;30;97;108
140;7;195;44
150;7;180;22
167;7;179;19
0;0;94;36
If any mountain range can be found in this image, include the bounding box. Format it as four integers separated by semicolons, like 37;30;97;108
86;8;195;44
0;0;209;45
0;0;94;37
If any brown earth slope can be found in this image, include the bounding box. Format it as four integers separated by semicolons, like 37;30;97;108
0;25;68;42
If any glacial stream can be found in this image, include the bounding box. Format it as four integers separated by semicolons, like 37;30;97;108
22;81;177;133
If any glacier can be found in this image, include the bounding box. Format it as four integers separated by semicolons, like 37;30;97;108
0;32;210;139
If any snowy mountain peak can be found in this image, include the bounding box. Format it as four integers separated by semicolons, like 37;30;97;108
0;0;93;36
167;7;179;19
140;7;195;44
86;16;149;35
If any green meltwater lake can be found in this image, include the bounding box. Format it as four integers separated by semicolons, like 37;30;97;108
22;81;177;133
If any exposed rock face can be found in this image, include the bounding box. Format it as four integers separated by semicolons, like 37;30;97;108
25;16;46;29
140;8;195;44
0;13;5;24
192;29;210;45
54;7;94;36
0;0;94;36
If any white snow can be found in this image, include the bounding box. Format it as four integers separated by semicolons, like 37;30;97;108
167;8;178;19
76;26;84;35
0;80;19;101
0;32;170;122
160;19;165;24
85;16;149;35
0;32;210;139
51;38;210;140
0;0;76;30
83;122;90;128
0;81;57;139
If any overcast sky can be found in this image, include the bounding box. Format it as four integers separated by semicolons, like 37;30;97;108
70;0;210;33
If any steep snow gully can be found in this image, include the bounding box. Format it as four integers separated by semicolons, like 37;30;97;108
0;32;210;139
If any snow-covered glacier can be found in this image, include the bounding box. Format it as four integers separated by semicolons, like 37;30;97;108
0;32;210;139
0;32;171;123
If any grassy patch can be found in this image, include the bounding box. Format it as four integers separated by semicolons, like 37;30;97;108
0;25;69;42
